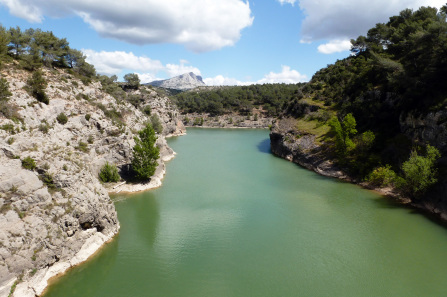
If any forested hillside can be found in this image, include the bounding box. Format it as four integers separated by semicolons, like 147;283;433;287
173;5;447;203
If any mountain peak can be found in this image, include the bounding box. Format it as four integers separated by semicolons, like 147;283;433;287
149;72;206;90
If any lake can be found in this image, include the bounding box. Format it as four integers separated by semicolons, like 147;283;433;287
44;128;447;297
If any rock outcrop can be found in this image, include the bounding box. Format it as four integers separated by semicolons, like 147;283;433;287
269;118;347;179
0;65;184;296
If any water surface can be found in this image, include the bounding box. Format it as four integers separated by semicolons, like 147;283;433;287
44;128;447;297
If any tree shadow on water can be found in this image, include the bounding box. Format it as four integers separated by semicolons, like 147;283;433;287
257;138;271;154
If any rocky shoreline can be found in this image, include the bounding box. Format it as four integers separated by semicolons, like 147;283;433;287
269;118;447;223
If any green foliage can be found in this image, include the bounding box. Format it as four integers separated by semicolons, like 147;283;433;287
173;83;304;116
366;165;397;187
21;156;36;170
76;141;89;153
1;123;15;134
56;112;68;125
124;73;140;89
150;114;163;134
27;69;48;104
85;114;91;121
99;162;120;183
40;172;56;190
131;123;160;181
0;78;12;102
329;113;357;155
193;117;204;126
6;137;14;145
143;105;152;115
400;145;440;196
38;121;50;134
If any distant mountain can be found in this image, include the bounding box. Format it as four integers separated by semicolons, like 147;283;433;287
148;72;206;90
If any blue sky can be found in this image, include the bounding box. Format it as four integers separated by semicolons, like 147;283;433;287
0;0;444;85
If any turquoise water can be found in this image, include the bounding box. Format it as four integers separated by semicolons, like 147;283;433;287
44;128;447;297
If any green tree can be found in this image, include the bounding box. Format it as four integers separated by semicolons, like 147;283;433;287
131;123;160;181
99;162;120;182
0;26;10;61
329;113;357;155
8;26;29;58
27;69;48;104
400;145;440;196
124;73;140;89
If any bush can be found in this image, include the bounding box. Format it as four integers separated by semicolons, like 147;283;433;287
150;114;163;134
76;141;89;153
21;156;36;170
56;112;68;125
27;69;49;104
366;165;396;187
39;122;50;134
399;145;440;196
131;123;160;181
99;162;120;183
85;114;91;121
143;105;151;115
0;77;12;102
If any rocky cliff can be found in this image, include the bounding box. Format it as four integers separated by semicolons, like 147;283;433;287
0;65;184;296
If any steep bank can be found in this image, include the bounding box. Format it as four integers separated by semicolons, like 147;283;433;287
0;65;184;297
181;112;274;129
269;118;447;222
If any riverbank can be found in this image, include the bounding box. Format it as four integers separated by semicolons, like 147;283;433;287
269;118;447;223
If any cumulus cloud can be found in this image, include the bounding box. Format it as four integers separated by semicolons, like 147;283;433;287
298;0;446;43
204;66;308;86
0;0;254;52
82;49;201;83
317;39;352;54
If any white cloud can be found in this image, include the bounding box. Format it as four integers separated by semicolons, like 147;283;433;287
317;39;351;54
82;49;201;83
0;0;254;52
298;0;446;43
277;0;297;5
205;66;308;86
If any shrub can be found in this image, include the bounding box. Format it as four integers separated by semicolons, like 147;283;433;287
143;105;151;115
56;112;68;125
99;162;120;182
399;145;440;196
6;137;14;145
150;114;163;134
39;122;49;134
366;165;396;187
21;156;36;170
27;69;49;104
76;141;89;153
0;77;12;102
87;135;94;144
85;114;91;121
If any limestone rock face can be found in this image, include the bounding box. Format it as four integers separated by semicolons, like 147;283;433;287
148;72;206;91
0;66;184;296
269;118;347;179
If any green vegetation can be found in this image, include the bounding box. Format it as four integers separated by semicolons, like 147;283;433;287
399;145;440;196
56;112;68;124
173;84;304;116
99;162;120;183
0;77;12;101
21;156;36;170
131;123;160;181
124;73;140;89
366;165;397;187
150;114;163;134
76;141;89;153
27;69;48;104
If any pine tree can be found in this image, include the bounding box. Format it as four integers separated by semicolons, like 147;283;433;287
131;123;160;181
